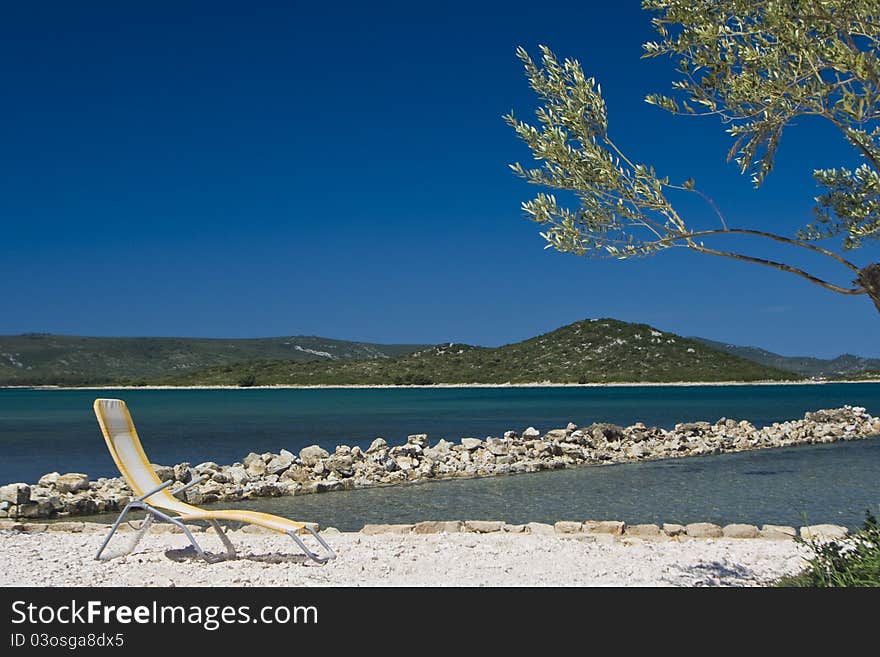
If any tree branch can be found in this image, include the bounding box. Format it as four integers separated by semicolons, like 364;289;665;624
678;228;862;271
689;243;866;295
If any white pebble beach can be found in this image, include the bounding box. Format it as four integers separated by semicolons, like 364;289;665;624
0;529;809;587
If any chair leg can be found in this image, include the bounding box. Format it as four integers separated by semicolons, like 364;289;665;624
287;526;337;564
208;519;237;559
95;501;142;560
147;508;212;562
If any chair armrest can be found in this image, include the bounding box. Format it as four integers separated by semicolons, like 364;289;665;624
134;479;174;502
171;475;205;498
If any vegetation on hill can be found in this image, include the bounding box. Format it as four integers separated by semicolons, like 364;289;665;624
0;334;427;386
152;319;796;386
694;338;880;379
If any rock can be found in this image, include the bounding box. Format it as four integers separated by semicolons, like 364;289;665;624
243;453;263;468
583;520;625;535
15;502;43;518
279;449;296;460
0;483;31;505
413;520;462;534
225;466;250;485
266;454;293;476
173;463;192;483
722;523;759;539
299;445;329;467
522;427;541;439
525;522;555;535
37;472;60;487
460;438;482;450
246;459;267;477
367;438;388;453
800;524;849;541
464;520;504;533
360;523;414;535
503;431;518;440
590;423;626;442
626;524;661;537
151;464;175;482
485;439;509;456
503;523;527;533
760;524;797;540
686;522;723;538
407;434;429;448
554;521;584;534
54;474;89;494
46;521;86;532
280;466;311;483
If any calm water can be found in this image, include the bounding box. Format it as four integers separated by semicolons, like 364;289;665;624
2;385;879;527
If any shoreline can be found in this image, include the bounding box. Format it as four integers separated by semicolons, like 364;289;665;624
4;379;880;391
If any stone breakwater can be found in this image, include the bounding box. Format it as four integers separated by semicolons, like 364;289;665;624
1;405;878;521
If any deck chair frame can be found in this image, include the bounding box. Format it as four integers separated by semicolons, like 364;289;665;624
93;399;335;564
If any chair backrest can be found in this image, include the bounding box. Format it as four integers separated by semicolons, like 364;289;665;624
93;398;175;505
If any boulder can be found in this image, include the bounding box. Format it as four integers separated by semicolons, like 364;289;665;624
525;522;555;535
225;466;250;485
366;438;388;453
0;483;31;505
800;524;849;541
460;438;482;451
360;524;414;535
266;454;293;476
173;463;192;483
626;523;661;537
242;452;263;468
37;472;60;487
760;524;797;540
663;522;687;536
299;445;329;467
246;459;267;477
686;522;723;538
583;520;625;535
54;474;89;494
406;434;429;448
279;449;296;460
151;464;175;482
522;427;541;439
722;523;759;539
464;520;504;533
413;520;462;534
554;521;584;534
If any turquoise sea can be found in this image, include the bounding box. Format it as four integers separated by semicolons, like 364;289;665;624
1;384;879;528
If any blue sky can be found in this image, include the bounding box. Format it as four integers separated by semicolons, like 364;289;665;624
1;1;877;357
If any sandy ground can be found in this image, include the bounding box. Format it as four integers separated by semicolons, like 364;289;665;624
0;530;808;587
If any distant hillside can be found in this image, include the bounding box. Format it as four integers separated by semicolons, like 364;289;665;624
156;319;796;386
694;338;880;378
0;334;428;385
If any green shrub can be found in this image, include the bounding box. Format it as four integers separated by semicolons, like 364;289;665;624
777;513;880;587
237;373;257;387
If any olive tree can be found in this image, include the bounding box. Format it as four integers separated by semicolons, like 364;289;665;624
506;0;880;312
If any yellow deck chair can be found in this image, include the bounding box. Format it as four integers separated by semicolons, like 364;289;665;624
93;398;335;564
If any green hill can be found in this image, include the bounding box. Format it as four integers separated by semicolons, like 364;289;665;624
154;319;797;386
0;334;428;385
693;338;880;378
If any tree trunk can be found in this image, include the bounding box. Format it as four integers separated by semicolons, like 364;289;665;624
857;263;880;313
